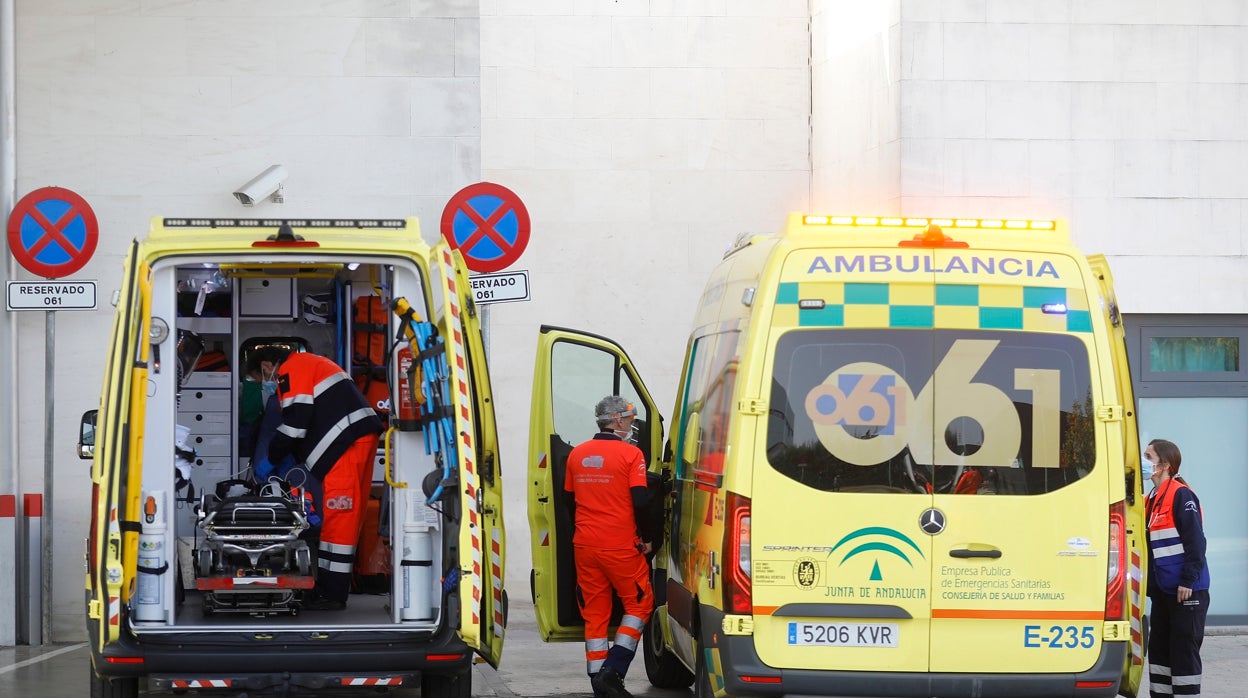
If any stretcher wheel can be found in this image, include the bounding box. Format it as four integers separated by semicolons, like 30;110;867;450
295;546;312;576
196;547;214;577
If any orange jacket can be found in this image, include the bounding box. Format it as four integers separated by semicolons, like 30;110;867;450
268;352;384;479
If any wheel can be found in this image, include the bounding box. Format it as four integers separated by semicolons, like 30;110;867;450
90;666;139;698
643;616;694;688
694;648;715;698
196;547;214;577
294;545;312;576
421;670;471;698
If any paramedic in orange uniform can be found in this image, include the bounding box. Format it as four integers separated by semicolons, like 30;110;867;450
565;396;654;698
253;347;383;611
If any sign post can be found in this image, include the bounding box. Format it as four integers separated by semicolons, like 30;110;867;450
6;185;99;644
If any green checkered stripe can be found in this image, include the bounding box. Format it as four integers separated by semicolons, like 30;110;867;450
775;281;1094;333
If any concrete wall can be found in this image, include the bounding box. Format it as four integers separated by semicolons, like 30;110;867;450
4;0;813;641
479;0;812;607
9;0;483;640
811;0;1248;314
13;0;1246;644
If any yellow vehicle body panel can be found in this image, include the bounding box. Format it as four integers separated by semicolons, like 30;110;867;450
529;213;1146;698
86;217;509;676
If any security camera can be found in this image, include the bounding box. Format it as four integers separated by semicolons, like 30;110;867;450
233;165;288;206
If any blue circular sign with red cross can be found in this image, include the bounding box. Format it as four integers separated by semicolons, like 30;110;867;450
440;182;530;273
7;186;99;278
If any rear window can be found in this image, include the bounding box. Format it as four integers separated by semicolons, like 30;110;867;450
767;329;1095;495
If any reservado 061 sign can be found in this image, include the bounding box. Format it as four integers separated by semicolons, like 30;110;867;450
469;270;529;305
6;280;98;311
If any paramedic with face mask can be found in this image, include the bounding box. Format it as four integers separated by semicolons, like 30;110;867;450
252;346;384;611
564;396;654;698
1144;438;1210;698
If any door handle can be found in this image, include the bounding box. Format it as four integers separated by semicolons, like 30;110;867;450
949;548;1002;559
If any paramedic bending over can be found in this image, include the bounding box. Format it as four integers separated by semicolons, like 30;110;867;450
251;346;384;611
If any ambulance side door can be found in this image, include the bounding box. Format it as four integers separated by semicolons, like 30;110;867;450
87;241;149;653
527;325;662;642
433;244;506;667
1088;253;1147;696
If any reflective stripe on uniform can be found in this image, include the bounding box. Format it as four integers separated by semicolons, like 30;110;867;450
306;408;381;469
613;614;645;651
277;424;308;439
585;638;608;674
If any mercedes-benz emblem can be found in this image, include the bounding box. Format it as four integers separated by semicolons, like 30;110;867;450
919;508;946;535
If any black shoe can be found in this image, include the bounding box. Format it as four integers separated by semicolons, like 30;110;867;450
302;596;346;611
590;668;632;698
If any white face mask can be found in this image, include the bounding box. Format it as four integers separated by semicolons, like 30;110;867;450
1141;457;1154;481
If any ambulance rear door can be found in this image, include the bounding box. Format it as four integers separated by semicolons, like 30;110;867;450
749;248;938;674
433;243;506;667
1088;253;1147;696
926;248;1109;675
87;241;151;653
527;325;662;642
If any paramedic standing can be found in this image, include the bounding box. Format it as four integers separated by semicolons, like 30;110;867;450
1144;438;1210;698
253;347;384;611
565;396;655;698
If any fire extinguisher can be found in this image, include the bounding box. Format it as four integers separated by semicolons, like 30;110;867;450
396;344;422;431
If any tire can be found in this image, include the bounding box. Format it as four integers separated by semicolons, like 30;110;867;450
90;666;139;698
643;617;694;688
421;670;471;698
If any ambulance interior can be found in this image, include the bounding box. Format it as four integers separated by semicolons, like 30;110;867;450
112;256;458;631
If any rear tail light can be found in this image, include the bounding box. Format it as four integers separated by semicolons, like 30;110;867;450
724;493;752;614
1105;501;1126;620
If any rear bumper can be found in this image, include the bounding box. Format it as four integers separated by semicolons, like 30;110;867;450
717;628;1127;698
90;625;472;686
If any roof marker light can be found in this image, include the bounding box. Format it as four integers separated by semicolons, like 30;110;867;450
1041;303;1068;315
798;299;826;309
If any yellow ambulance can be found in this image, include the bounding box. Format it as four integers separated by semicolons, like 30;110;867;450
82;218;505;697
528;214;1147;697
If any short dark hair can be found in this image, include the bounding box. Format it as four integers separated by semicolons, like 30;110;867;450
247;345;291;374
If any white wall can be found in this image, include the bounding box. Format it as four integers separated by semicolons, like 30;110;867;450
5;0;813;641
812;0;1248;314
10;0;483;641
480;0;812;600
811;0;902;212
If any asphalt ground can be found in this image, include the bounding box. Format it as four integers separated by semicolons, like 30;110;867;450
2;598;1245;697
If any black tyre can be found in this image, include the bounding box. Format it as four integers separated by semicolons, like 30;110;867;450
421;670;471;698
90;666;139;698
643;617;694;688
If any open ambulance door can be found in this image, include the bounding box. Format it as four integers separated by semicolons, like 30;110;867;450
432;243;506;668
87;241;151;655
1088;254;1146;698
527;325;663;642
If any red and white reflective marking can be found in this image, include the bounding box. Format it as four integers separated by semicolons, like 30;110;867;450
340;677;404;686
439;247;483;627
1129;549;1144;665
491;528;505;637
196;575;314;590
171;679;232;689
107;508;121;628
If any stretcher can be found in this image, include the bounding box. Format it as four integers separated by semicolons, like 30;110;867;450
194;483;315;617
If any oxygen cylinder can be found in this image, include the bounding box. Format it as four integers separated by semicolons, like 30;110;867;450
135;490;167;623
400;521;433;620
